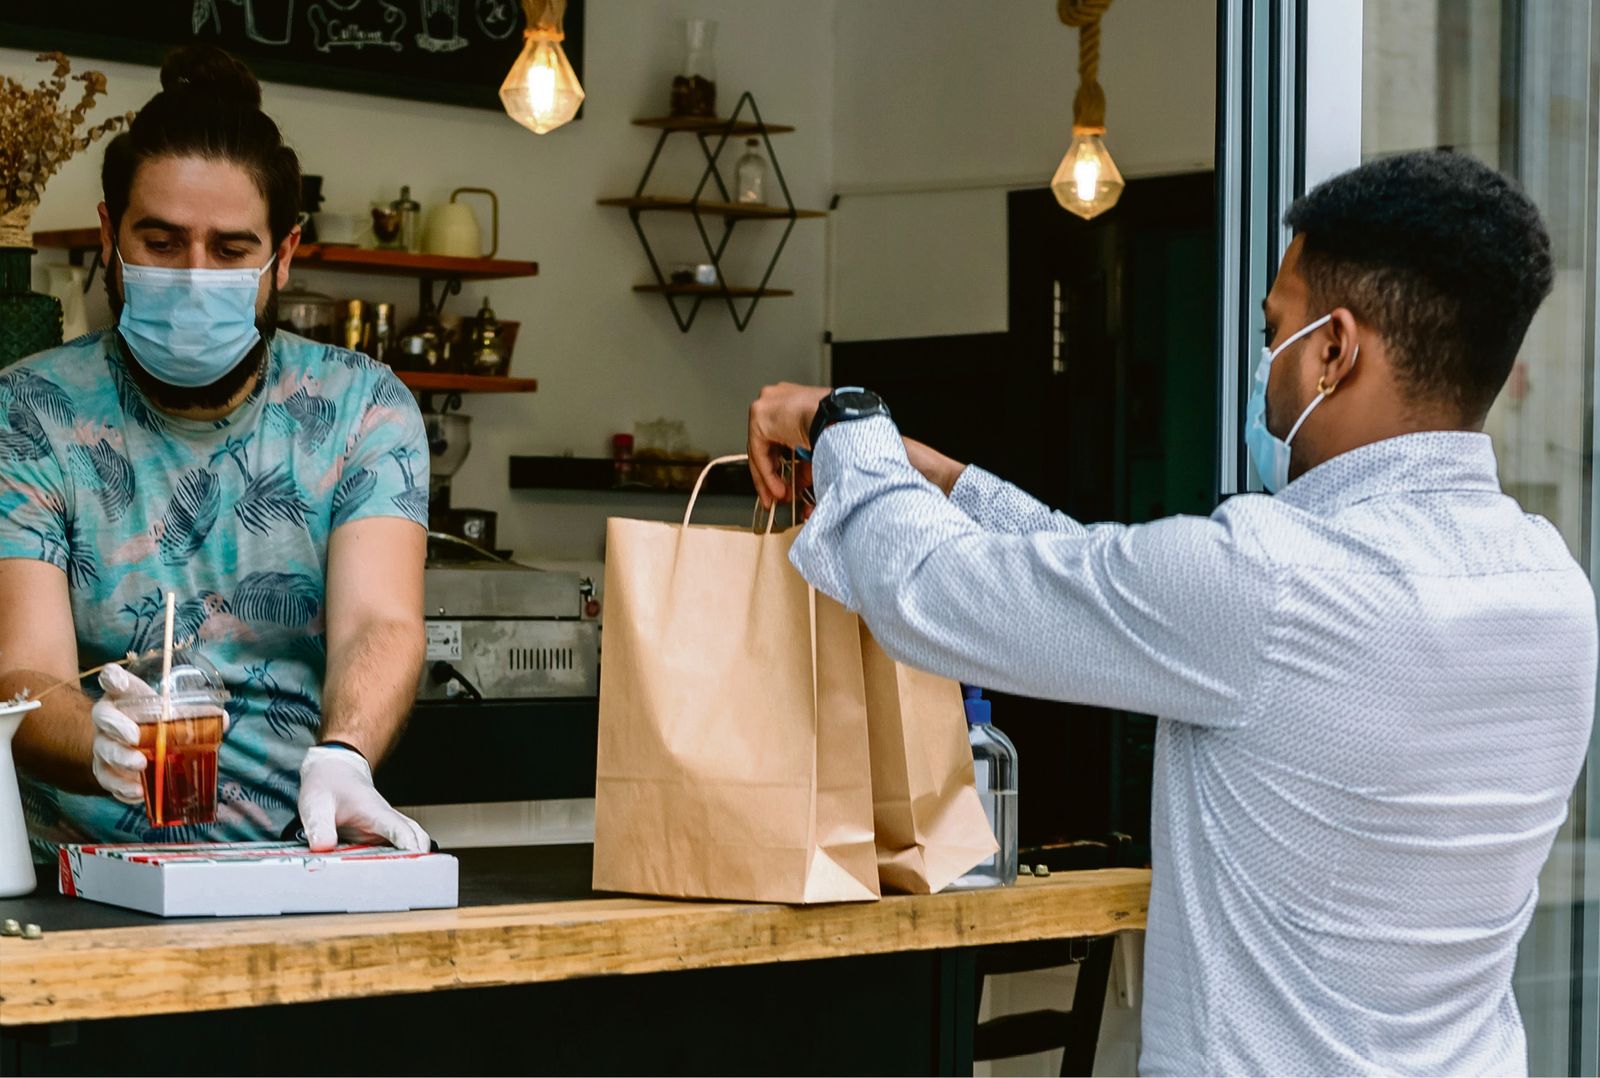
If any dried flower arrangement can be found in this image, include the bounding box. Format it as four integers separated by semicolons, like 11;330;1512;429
0;51;133;248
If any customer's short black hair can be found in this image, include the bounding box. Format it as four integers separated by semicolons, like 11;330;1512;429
1284;150;1553;423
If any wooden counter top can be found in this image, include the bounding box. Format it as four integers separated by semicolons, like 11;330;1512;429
0;846;1149;1027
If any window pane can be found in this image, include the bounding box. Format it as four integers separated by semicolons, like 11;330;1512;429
1361;1;1598;1073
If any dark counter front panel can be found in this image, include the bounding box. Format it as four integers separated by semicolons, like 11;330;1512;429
377;699;599;806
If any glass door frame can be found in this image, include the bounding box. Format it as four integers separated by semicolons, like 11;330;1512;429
1580;9;1600;1066
1215;0;1361;498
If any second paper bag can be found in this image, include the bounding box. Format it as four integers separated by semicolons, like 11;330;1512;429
593;516;880;904
862;626;999;893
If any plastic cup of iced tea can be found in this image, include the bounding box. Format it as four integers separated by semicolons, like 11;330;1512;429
118;649;230;828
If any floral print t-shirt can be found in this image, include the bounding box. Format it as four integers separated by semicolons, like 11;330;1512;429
0;330;427;855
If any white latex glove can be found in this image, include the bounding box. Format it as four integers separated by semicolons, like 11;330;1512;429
297;745;430;852
91;662;233;804
90;663;156;804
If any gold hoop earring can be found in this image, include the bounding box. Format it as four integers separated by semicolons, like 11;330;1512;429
1318;376;1337;397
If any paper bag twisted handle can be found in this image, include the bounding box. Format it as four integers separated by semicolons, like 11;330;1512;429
683;454;780;535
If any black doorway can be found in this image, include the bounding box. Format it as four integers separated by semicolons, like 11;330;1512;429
831;171;1217;862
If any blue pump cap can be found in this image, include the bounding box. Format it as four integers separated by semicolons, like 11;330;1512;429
961;684;991;725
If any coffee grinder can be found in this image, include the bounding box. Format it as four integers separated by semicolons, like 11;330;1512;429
425;410;498;558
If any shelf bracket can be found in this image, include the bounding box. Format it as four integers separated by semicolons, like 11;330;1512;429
420;274;464;315
692;92;799;333
418;390;466;415
622;92;808;333
66;247;104;293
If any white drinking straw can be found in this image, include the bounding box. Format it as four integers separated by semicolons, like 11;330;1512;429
153;591;176;825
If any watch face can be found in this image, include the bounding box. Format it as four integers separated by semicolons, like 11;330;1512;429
833;389;879;414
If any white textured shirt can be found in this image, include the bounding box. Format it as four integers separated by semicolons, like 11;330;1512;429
790;417;1596;1076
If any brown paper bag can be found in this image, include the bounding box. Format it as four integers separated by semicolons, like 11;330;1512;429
861;626;1000;894
592;467;880;904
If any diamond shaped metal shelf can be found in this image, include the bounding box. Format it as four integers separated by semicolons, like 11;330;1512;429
598;92;826;332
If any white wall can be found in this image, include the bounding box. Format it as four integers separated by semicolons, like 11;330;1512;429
6;1;1216;548
829;0;1217;342
3;0;834;567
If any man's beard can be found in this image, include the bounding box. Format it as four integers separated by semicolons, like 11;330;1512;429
107;272;278;412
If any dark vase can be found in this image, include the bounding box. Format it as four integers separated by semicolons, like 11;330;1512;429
0;246;63;370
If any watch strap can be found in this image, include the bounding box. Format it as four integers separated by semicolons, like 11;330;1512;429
317;739;369;763
808;387;889;451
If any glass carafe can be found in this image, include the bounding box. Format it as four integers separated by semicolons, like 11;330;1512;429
670;19;717;117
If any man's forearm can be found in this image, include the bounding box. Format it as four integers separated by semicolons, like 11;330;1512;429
320;616;423;763
3;669;98;793
901;436;966;495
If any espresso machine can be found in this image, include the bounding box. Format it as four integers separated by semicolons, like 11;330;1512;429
419;409;599;702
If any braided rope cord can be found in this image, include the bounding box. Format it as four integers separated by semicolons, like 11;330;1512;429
1058;0;1112;132
523;0;567;40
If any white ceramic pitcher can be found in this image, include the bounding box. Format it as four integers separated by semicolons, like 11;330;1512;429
0;699;41;897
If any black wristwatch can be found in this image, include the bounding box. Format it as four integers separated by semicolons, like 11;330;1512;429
808;387;891;451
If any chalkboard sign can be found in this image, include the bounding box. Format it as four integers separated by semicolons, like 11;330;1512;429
0;0;584;112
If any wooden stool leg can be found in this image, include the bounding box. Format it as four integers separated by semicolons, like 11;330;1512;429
1059;937;1115;1076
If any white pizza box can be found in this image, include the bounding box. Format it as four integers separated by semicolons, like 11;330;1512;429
58;841;459;917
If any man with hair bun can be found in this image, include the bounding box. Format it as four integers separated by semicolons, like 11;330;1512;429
0;44;431;854
747;150;1596;1073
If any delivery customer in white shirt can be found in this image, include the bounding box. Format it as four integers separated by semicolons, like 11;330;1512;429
747;150;1596;1074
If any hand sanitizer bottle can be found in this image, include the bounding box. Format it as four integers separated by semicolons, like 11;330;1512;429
949;685;1018;889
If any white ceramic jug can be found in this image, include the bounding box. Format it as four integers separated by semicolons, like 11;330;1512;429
422;187;499;259
0;699;41;897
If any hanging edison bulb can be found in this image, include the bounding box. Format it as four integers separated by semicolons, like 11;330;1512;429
501;0;584;134
1052;129;1124;219
1053;0;1124;219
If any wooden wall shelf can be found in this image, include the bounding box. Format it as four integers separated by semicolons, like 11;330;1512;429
509;456;754;498
633;284;793;298
294;245;538;280
398;372;537;394
598;196;825;221
633;116;796;135
30;227;101;252
33;229;540;401
31;230;539;282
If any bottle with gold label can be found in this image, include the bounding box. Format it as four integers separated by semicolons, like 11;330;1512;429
464;297;509;376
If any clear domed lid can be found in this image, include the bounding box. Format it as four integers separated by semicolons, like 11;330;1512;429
122;646;229;705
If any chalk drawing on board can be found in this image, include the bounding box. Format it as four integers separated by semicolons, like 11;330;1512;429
474;0;517;40
243;0;298;45
307;0;407;52
416;0;468;52
193;0;222;34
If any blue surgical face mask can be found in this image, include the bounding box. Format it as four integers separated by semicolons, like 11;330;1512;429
1244;313;1358;492
116;250;274;388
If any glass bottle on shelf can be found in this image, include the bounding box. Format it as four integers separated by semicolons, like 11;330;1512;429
392;185;421;253
670;19;717;118
735;138;768;205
